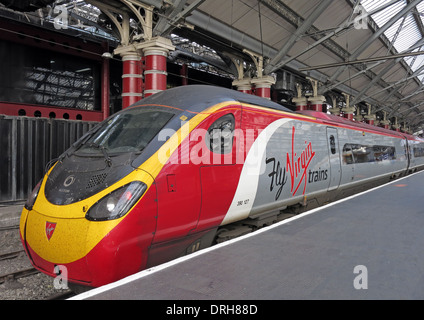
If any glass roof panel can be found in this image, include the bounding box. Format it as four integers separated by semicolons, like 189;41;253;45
361;0;424;75
387;14;422;52
417;1;424;25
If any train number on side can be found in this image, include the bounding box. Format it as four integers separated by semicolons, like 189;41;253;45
236;199;250;206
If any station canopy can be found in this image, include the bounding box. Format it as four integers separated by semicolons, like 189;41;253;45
1;0;424;134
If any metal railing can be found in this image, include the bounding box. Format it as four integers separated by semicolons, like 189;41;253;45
0;115;96;203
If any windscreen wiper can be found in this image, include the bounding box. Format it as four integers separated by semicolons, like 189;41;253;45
88;143;112;167
67;125;103;157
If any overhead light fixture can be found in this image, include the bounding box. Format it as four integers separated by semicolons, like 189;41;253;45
102;52;113;59
76;68;91;73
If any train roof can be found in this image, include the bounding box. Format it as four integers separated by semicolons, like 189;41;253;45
299;110;424;141
132;84;293;114
131;85;424;142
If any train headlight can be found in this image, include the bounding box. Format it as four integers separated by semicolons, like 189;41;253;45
24;179;42;210
86;181;147;221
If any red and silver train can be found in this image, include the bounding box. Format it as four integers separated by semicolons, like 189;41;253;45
20;85;424;288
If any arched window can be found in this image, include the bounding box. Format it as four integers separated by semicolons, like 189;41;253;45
206;114;235;154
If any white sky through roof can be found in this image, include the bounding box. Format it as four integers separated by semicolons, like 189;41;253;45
361;0;424;81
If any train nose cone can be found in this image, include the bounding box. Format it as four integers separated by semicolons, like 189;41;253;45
20;207;95;283
22;208;89;263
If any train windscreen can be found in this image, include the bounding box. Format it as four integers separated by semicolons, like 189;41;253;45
75;108;174;155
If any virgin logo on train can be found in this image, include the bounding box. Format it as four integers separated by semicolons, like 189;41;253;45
286;127;316;196
266;126;327;200
45;222;57;241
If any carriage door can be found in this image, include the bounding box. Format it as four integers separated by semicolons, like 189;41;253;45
197;108;242;231
326;127;341;191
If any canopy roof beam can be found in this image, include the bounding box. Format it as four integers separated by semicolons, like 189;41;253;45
267;0;402;73
321;0;423;93
263;0;333;74
154;0;206;37
351;37;424;104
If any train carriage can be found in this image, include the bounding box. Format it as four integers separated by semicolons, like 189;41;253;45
20;85;424;287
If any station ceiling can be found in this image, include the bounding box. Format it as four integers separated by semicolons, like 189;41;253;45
2;0;424;133
180;0;424;133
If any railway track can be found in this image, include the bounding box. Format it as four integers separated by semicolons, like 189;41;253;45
0;267;39;285
0;225;19;231
0;249;25;261
0;221;73;299
0;248;37;286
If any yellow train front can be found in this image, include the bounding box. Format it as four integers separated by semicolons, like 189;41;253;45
20;172;156;288
19;103;167;287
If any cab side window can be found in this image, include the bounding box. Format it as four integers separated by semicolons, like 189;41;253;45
207;114;235;154
329;135;336;154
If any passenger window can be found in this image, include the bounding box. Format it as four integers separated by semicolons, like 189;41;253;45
207;114;235;154
343;144;354;164
414;146;424;158
329;135;336;154
342;143;396;164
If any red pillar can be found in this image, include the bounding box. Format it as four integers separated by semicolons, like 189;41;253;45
295;103;308;111
255;84;271;99
364;104;376;126
308;96;325;112
342;107;355;120
181;63;188;86
344;113;354;120
309;104;323;112
251;76;275;100
121;52;143;108
238;87;253;94
101;44;110;120
380;112;390;130
292;97;308;111
135;37;174;98
143;48;168;97
232;79;252;94
380;120;390;129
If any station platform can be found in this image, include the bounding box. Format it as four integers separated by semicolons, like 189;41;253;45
75;171;424;300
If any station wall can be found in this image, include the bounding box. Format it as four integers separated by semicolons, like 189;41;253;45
0;115;96;203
